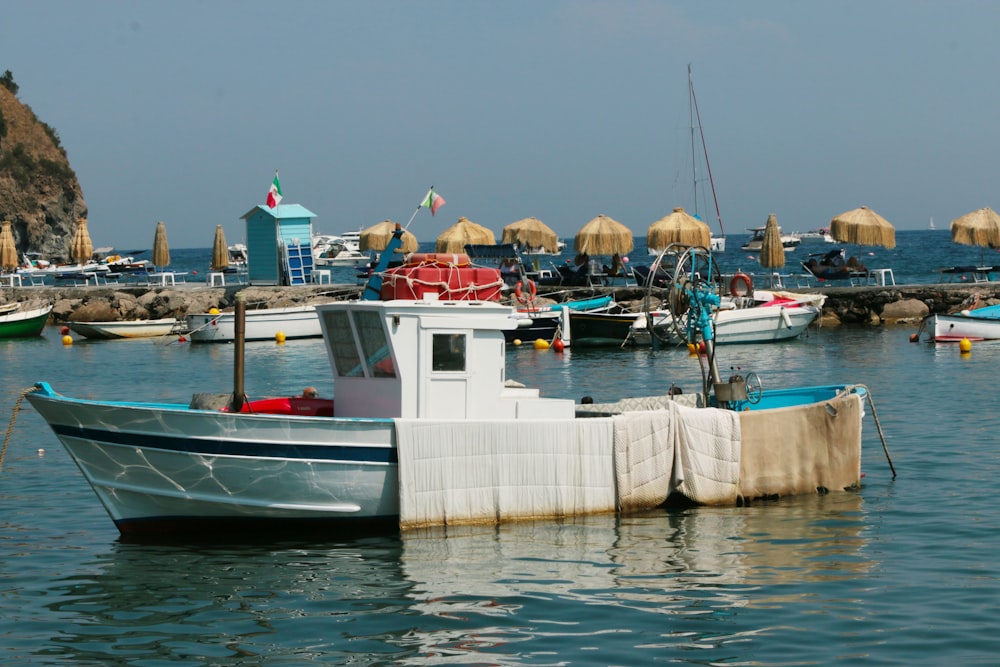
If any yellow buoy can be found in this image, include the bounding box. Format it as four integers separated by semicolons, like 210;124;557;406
209;307;220;315
960;337;972;353
62;334;73;346
512;339;522;346
534;338;550;350
275;331;286;344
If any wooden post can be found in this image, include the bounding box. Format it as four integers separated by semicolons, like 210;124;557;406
230;292;246;412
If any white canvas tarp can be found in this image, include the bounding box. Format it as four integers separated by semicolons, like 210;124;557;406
395;418;616;528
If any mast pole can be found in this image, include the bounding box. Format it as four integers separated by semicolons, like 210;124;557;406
688;64;699;218
689;66;726;239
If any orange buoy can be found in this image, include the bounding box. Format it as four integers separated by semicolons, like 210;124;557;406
552;337;565;352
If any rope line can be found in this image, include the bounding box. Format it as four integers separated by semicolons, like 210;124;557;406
1;386;36;472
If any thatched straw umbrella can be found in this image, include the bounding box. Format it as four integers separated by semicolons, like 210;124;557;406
830;205;896;250
0;221;18;272
501;217;560;253
574;214;634;258
435;216;495;254
71;217;93;266
950;207;1000;265
361;220;419;254
211;225;229;271
152;221;170;271
759;213;786;270
646;207;710;251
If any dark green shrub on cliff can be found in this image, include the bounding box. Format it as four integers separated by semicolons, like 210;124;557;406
0;143;36;186
0;70;17;95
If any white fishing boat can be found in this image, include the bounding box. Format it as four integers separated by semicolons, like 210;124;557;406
23;240;879;540
184;304;321;343
67;318;181;340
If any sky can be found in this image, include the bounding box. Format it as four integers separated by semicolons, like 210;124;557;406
3;0;1000;250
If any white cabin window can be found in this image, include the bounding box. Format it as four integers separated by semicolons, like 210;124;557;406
432;333;466;372
355;311;396;378
327;310;364;377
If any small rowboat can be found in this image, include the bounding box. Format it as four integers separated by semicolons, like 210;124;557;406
67;318;182;340
0;304;52;339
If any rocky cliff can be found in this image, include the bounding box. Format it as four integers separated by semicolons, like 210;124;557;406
0;79;88;262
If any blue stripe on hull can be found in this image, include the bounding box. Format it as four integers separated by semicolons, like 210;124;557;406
51;424;398;464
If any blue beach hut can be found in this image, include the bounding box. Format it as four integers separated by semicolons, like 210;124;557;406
241;204;316;285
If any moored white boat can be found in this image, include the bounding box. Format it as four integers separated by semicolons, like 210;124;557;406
26;240;874;539
67;318;181;340
184;304;322;343
742;227;801;252
631;291;824;346
313;231;368;267
919;302;1000;342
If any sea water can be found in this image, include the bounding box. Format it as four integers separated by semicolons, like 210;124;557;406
2;229;999;665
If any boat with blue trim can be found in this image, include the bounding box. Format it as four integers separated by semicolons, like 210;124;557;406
26;234;878;539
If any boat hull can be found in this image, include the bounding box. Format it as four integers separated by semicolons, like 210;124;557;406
925;312;1000;342
0;305;52;338
630;303;819;346
568;311;639;347
27;386;399;536
185;305;321;342
67;318;180;340
27;382;864;537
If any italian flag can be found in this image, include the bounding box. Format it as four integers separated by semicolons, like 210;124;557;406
420;188;445;216
266;171;283;208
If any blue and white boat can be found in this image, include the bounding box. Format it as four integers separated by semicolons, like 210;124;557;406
26;238;873;539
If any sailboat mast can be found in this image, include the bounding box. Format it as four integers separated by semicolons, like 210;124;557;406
689;65;726;239
688;64;700;220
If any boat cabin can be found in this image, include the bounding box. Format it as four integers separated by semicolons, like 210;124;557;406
316;299;577;421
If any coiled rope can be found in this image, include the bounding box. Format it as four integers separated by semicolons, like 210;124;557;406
1;386;36;472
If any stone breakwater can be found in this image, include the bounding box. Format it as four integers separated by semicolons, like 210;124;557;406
1;282;998;327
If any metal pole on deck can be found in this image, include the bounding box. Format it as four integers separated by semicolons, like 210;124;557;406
230;292;246;412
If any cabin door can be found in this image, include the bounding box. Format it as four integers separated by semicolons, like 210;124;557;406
422;331;469;418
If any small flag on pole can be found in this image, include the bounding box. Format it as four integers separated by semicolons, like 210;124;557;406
266;171;283;208
420;188;446;216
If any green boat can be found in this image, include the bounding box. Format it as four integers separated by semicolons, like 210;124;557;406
0;304;52;338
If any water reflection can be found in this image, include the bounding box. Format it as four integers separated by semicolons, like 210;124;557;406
11;493;872;665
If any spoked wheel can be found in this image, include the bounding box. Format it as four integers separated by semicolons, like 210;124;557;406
642;246;681;347
744;371;763;404
664;245;723;346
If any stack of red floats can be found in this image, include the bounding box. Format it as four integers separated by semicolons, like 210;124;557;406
380;253;504;301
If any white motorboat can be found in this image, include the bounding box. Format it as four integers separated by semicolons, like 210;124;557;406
742;227;801;252
26;246;872;539
67;318;182;340
313;231;368;267
796;228;836;243
184;304;321;343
